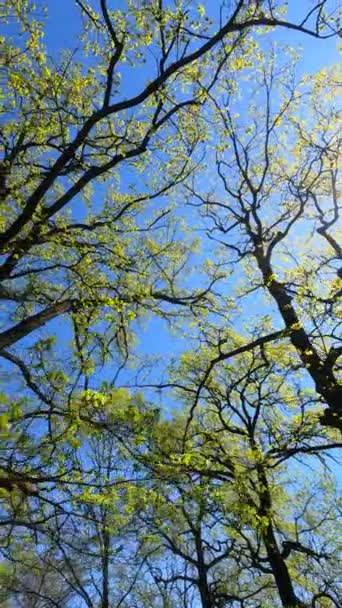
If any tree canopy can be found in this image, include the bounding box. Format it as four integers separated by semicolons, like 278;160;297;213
0;1;341;607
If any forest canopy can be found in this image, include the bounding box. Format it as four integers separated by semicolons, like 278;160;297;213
0;1;341;607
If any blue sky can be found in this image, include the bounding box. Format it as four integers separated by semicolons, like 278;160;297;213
4;1;340;399
33;1;340;385
3;0;338;394
44;0;340;69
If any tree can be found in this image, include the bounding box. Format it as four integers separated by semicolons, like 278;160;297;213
1;0;340;369
141;342;341;607
3;384;341;608
1;1;341;605
0;392;157;607
1;356;341;607
1;0;340;501
183;49;341;431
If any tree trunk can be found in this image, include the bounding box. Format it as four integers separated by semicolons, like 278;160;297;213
256;463;305;608
195;529;214;608
101;526;110;608
255;249;342;431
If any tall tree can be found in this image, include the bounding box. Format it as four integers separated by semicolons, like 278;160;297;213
0;391;158;607
184;51;341;431
141;342;341;607
1;0;340;354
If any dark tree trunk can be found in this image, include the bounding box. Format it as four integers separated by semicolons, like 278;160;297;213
195;529;214;608
256;463;305;608
255;249;342;431
101;527;110;608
